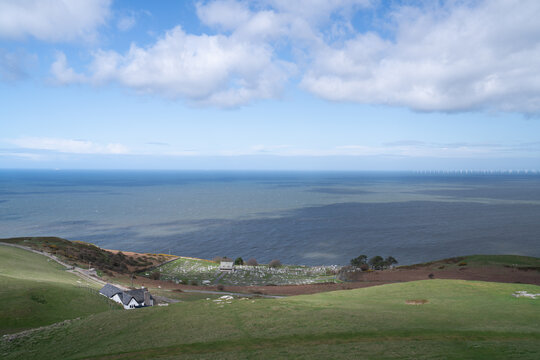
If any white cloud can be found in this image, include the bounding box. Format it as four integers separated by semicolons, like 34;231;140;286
44;0;540;113
8;137;129;155
50;52;87;84
49;0;370;107
0;151;44;161
335;141;540;158
302;0;540;114
196;0;253;31
0;0;111;42
267;0;371;23
56;26;294;107
196;0;371;43
117;15;136;32
215;140;540;158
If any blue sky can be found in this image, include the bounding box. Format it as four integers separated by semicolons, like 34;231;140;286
1;0;540;171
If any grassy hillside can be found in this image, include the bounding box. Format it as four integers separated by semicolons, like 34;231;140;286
0;237;174;274
399;254;540;270
2;245;539;359
0;245;116;335
463;254;540;268
2;278;539;359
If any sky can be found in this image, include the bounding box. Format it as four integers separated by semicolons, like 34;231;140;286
1;0;540;171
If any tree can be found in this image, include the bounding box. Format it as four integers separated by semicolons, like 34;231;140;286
246;258;258;266
350;254;368;267
384;256;398;268
368;255;385;270
234;257;244;265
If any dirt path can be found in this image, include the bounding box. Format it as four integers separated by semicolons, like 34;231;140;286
181;288;283;299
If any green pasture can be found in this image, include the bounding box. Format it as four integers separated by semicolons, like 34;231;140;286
2;278;538;359
400;254;540;270
0;245;116;335
463;254;540;268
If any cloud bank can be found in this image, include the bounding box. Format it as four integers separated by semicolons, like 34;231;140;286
302;0;540;114
8;137;129;155
46;0;540;113
0;0;111;42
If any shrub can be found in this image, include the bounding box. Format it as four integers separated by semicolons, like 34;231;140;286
104;270;114;277
217;284;224;291
150;271;160;280
360;263;369;271
190;279;199;286
234;257;244;265
212;256;222;263
269;259;282;268
458;262;467;266
246;258;258;266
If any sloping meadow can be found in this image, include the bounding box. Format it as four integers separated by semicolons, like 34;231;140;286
2;278;539;359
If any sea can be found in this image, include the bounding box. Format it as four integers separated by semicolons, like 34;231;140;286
1;170;539;265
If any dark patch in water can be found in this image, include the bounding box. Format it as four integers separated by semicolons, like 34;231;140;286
307;187;372;195
415;185;540;201
67;200;540;266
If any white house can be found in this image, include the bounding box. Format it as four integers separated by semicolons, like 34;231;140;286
99;284;154;310
219;257;235;272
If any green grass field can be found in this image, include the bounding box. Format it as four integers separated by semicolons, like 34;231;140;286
2;278;539;358
2;246;539;359
463;254;540;268
0;245;117;335
399;254;540;270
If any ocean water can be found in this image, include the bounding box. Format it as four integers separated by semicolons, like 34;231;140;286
1;170;539;265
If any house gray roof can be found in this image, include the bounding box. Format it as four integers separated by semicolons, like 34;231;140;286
100;284;153;307
120;289;154;306
99;283;123;298
121;289;146;305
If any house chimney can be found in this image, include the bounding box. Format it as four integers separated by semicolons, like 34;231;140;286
144;290;151;306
